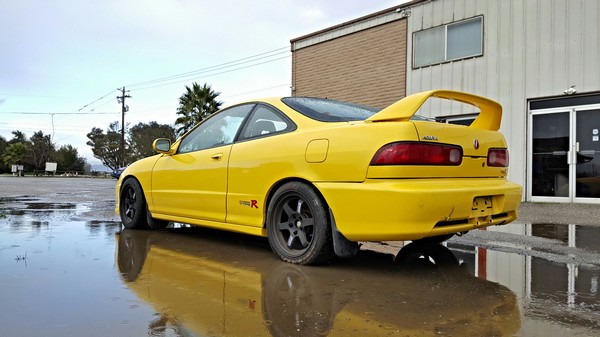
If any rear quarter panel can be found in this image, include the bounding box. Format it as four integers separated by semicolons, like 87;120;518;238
225;121;419;228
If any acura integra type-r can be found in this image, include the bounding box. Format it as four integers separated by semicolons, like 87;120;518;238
116;90;522;265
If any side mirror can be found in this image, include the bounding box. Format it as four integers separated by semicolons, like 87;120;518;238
153;138;172;154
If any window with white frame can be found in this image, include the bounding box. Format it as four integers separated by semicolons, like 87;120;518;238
413;16;483;68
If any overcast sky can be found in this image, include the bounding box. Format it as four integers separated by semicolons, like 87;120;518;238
0;1;405;169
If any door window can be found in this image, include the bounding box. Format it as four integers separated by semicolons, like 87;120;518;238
240;105;293;140
179;104;254;153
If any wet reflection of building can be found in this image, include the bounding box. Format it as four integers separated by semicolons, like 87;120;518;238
447;223;600;335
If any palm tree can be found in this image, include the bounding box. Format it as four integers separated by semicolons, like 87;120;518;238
175;82;222;136
2;142;29;167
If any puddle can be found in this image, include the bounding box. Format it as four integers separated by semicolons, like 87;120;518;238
1;186;599;337
25;202;77;210
447;222;600;335
86;220;122;237
0;197;93;230
529;223;600;253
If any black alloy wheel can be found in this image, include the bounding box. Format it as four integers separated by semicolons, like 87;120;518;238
267;182;334;265
120;179;149;229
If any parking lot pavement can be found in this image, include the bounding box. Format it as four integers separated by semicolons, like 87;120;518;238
518;202;600;226
1;176;599;227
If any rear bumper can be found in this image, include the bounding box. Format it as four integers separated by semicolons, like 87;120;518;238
315;178;522;241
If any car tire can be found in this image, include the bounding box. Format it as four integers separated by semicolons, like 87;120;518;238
119;179;150;230
267;182;334;265
146;206;170;230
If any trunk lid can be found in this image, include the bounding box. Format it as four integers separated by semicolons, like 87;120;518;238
366;90;509;179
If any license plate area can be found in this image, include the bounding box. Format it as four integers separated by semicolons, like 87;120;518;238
471;196;493;217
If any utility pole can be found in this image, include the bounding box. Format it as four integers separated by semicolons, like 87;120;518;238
117;87;131;168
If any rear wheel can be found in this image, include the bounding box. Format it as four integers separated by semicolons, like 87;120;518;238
267;182;334;265
119;179;149;229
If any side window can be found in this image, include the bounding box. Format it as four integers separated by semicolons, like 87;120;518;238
178;104;254;153
240;105;291;140
413;16;483;68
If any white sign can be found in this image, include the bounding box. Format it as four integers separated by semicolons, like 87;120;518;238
45;162;58;172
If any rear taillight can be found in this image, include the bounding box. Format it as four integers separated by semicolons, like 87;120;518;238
487;148;509;167
370;142;463;166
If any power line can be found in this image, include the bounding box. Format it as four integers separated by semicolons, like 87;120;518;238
132;54;291;91
126;46;289;88
0;111;119;115
76;89;119;112
2;47;293;144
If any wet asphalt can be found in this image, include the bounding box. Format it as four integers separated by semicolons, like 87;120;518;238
0;176;599;337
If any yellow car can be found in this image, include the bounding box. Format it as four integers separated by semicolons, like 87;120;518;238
116;90;522;265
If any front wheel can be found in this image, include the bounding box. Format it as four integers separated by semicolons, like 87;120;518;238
266;182;334;265
119;179;149;229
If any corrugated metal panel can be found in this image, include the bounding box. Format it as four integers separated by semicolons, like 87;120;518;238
582;0;600;89
406;0;600;189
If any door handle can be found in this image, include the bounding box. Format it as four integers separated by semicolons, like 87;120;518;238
211;153;223;160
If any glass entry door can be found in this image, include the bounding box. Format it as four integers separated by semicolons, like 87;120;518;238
574;109;600;199
531;112;570;200
530;107;600;202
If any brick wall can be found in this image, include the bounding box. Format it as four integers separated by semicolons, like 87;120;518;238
292;19;407;109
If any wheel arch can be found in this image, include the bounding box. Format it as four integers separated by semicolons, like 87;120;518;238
263;177;358;259
263;177;330;230
120;174;150;205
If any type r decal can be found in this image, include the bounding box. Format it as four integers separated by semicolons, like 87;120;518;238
239;200;259;208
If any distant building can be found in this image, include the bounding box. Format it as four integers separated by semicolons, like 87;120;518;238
291;0;600;204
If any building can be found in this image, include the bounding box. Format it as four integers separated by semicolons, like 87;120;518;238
291;0;600;204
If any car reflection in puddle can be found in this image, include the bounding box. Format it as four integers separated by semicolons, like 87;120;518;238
448;222;600;335
116;228;520;337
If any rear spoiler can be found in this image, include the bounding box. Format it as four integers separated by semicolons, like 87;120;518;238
365;90;502;131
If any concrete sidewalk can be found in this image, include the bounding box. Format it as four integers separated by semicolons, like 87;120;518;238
518;202;600;226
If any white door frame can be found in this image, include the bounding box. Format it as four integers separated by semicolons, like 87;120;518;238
528;103;600;203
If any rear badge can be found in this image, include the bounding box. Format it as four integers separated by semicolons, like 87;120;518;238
474;139;480;149
422;135;438;141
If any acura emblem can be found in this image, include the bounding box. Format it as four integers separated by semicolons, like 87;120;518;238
473;139;480;149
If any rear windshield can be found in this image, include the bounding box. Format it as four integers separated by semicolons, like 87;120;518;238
281;97;379;122
281;97;433;122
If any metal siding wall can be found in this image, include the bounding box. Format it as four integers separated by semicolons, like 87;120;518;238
407;0;600;194
524;0;539;98
567;1;583;90
582;0;600;89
